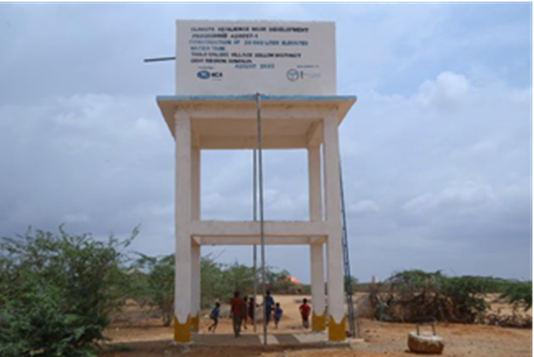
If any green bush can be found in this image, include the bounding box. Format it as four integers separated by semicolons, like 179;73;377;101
201;256;296;307
200;254;295;307
370;270;530;324
130;253;297;320
500;281;532;311
442;276;490;323
133;254;175;326
0;226;137;357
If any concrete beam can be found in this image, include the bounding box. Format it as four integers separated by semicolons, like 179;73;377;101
190;220;328;238
200;135;307;149
188;105;332;120
197;236;326;246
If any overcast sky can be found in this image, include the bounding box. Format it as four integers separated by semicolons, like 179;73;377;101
0;3;531;283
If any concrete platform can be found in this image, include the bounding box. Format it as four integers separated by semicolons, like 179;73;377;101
191;332;350;347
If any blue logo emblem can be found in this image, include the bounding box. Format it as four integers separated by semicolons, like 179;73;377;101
197;71;210;80
286;69;299;82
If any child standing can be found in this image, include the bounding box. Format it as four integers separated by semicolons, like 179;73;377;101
248;297;256;326
274;302;283;329
299;298;311;329
263;290;275;327
230;291;245;337
208;301;221;333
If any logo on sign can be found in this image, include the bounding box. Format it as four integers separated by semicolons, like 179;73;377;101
197;71;211;80
286;69;299;82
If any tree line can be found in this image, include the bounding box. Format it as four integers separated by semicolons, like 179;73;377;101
0;227;296;356
0;227;530;356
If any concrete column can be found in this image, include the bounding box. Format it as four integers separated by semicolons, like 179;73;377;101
308;146;323;222
323;110;346;342
190;147;201;333
308;146;326;331
174;109;192;343
190;245;201;333
191;147;201;220
310;244;326;331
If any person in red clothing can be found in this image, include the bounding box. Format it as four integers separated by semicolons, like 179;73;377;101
230;291;245;337
299;298;311;329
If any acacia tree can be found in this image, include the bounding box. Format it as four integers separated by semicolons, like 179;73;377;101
132;253;299;322
0;226;137;357
369;270;532;324
133;254;175;326
501;281;532;311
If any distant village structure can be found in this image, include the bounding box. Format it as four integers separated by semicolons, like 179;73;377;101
156;20;356;343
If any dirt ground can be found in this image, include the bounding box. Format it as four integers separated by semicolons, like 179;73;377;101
100;294;532;357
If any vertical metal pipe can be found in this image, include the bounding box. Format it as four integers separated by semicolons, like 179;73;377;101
252;149;258;333
256;93;267;346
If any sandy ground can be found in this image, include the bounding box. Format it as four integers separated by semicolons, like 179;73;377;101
101;294;532;357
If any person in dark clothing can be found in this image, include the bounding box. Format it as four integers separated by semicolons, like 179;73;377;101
208;301;221;333
248;297;256;326
230;291;245;337
274;302;283;329
263;290;275;327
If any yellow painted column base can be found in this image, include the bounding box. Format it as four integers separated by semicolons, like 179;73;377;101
312;311;326;331
328;315;346;342
190;313;199;333
174;315;191;343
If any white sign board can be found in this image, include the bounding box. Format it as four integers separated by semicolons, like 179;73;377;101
175;20;336;96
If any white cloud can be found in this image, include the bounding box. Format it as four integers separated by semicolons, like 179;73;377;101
340;67;530;279
0;93;174;253
403;182;496;213
416;72;472;108
348;199;380;215
510;87;531;103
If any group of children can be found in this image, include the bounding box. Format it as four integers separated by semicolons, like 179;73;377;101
208;291;311;337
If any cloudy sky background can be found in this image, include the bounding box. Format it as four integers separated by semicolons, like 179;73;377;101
0;3;531;282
